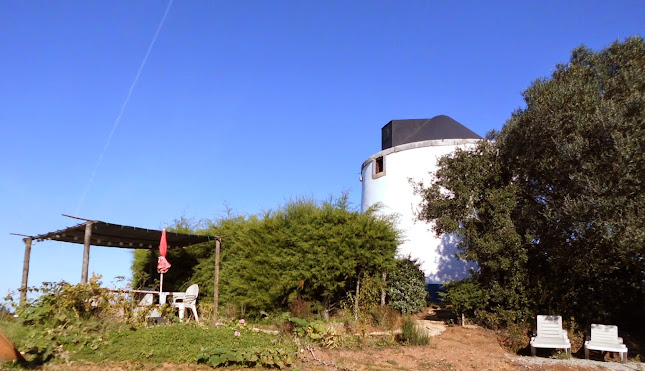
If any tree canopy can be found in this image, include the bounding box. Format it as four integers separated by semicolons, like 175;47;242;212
415;37;645;328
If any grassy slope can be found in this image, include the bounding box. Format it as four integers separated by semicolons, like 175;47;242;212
0;319;296;366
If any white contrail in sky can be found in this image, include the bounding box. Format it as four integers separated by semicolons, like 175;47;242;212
74;0;174;216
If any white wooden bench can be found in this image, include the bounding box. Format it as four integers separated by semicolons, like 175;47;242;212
530;315;571;356
584;324;628;363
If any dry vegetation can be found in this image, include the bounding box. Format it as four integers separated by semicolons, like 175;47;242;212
25;306;641;371
35;324;639;371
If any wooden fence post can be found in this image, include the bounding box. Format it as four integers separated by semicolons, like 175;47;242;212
81;221;93;284
213;237;221;322
19;238;33;306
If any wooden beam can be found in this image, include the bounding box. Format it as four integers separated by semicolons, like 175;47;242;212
19;238;32;306
81;221;94;284
213;237;221;323
62;214;95;222
10;233;31;238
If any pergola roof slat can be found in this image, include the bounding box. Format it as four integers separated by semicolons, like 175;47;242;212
32;220;215;249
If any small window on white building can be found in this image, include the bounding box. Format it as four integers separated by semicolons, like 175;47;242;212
373;156;386;179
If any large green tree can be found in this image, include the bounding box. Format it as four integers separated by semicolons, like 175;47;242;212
416;37;645;328
414;138;532;325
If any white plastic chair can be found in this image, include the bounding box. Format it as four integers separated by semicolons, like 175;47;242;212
530;315;571;356
584;324;628;363
171;284;199;322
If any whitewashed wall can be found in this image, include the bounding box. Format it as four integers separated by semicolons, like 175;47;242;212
360;139;480;284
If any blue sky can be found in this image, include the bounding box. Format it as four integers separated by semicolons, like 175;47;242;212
1;1;643;301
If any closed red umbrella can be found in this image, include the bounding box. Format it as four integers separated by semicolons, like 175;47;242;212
157;229;171;295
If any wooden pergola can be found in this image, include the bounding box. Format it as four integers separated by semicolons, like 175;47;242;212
12;215;222;320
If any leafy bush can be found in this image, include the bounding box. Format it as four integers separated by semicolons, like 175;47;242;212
4;277;143;365
398;316;429;346
288;316;341;348
441;279;489;323
197;347;295;369
18;276;112;327
387;256;428;315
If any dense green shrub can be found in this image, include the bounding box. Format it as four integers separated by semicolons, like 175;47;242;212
288;316;341;348
386;257;428;315
441;279;488;323
132;194;400;319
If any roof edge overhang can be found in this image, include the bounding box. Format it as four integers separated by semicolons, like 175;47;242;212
27;219;218;249
361;138;483;171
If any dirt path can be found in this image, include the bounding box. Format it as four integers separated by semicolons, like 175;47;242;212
300;325;639;371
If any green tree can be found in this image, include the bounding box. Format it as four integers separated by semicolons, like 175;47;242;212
414;139;532;326
501;37;645;327
415;36;645;328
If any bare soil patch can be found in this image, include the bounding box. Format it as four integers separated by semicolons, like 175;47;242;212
300;325;639;371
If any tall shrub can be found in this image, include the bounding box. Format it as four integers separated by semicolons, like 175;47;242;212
132;194;400;317
386;256;428;315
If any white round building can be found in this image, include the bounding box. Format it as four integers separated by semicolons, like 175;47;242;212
360;115;482;285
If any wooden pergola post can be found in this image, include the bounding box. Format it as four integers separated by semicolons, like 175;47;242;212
19;237;33;306
213;237;221;322
81;221;94;284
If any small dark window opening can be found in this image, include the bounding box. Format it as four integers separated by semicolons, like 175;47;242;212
375;156;384;174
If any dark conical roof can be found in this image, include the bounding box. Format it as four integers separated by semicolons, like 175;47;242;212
381;115;482;150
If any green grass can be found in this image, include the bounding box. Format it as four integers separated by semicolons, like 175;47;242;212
83;323;295;363
0;319;23;344
0;318;296;367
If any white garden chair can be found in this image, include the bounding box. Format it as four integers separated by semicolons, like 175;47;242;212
530;315;571;356
170;284;199;322
584;324;628;363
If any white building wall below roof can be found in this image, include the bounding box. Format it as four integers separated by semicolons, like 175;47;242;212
361;142;478;284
